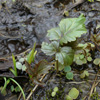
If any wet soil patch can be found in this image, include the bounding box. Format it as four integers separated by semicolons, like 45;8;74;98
0;0;100;100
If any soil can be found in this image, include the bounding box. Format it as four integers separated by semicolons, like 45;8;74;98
0;0;100;100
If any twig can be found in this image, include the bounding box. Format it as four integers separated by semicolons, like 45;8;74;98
26;74;46;100
88;71;99;100
49;79;100;84
65;0;85;11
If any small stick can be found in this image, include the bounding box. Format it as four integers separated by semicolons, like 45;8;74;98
88;71;99;100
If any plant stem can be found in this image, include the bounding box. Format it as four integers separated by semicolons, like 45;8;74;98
56;60;58;73
1;77;10;94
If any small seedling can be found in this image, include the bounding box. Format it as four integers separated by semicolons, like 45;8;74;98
66;88;79;100
1;77;10;95
10;54;18;76
80;70;89;78
41;14;87;74
51;87;59;97
64;66;73;80
11;85;20;92
15;42;37;72
74;43;94;65
1;77;25;100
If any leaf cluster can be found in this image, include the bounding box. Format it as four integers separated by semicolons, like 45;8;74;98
51;87;59;97
80;70;89;78
64;66;73;80
66;88;79;100
74;43;94;65
41;14;87;73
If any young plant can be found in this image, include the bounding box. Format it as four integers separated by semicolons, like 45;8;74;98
10;54;18;76
9;78;25;100
1;77;10;95
80;70;89;78
64;66;73;80
1;77;25;100
41;14;87;77
25;60;53;85
13;43;37;72
11;85;20;93
74;43;94;65
51;87;59;97
66;88;79;100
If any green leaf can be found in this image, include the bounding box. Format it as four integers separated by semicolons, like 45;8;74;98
76;43;95;53
47;15;87;44
93;58;100;65
80;70;89;78
75;58;87;65
51;92;56;97
66;95;73;100
11;85;15;92
64;66;71;72
27;42;36;64
12;54;17;76
68;88;79;99
54;87;58;92
16;62;23;70
41;41;59;56
15;86;20;92
9;78;25;100
66;72;73;80
56;47;74;65
58;62;65;71
1;78;10;95
22;64;26;71
64;11;69;16
84;71;89;76
19;58;24;63
87;56;92;62
12;0;16;2
79;54;84;59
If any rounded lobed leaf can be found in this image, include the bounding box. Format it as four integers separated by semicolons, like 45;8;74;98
93;58;100;65
19;58;24;63
68;88;79;99
22;64;27;71
66;95;73;100
54;87;59;92
79;54;84;60
47;14;87;45
84;70;89;76
66;72;73;80
16;62;22;70
64;66;71;72
51;92;56;97
87;56;92;62
41;41;59;56
80;72;85;78
80;70;89;78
